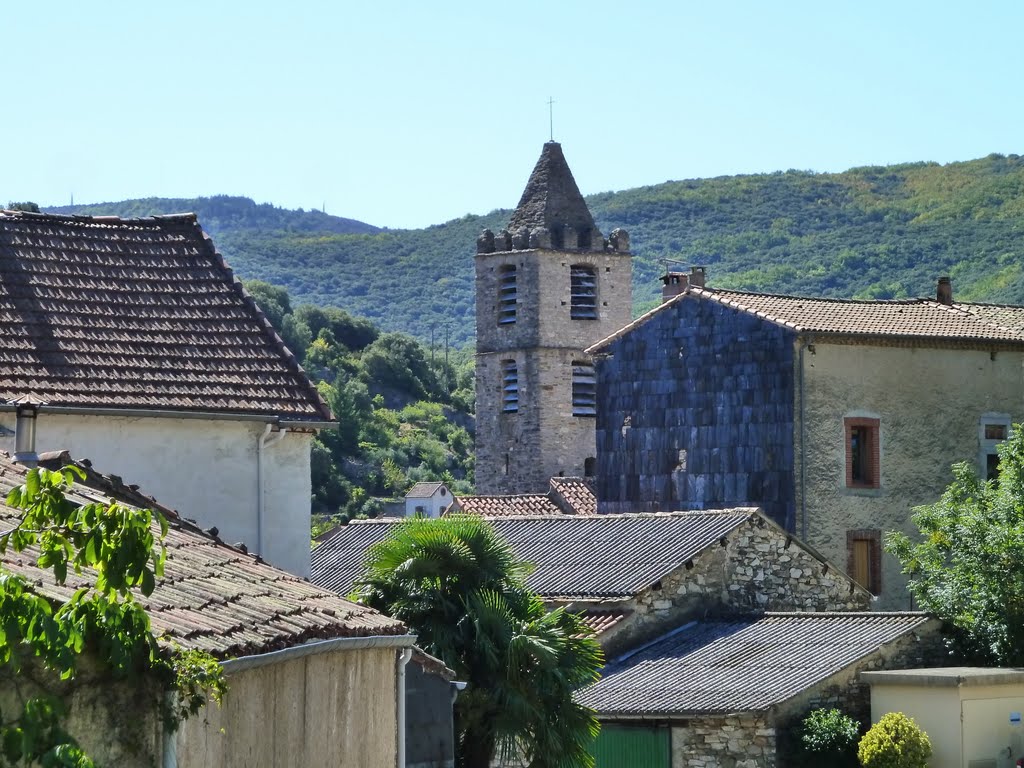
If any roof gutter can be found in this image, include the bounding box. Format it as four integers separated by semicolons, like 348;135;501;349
0;403;337;430
219;633;417;675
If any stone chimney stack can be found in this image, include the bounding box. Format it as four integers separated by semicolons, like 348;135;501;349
660;272;688;302
936;276;953;306
690;266;707;289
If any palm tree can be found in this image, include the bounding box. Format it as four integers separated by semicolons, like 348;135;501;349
351;515;603;768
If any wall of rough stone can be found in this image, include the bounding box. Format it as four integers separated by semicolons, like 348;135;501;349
595;297;796;529
594;513;870;656
671;714;775;768
797;342;1024;609
475;247;631;494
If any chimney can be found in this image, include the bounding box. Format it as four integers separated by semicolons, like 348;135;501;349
660;272;688;302
14;402;40;468
936;276;953;306
690;265;707;289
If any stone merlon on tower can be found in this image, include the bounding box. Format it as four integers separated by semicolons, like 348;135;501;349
474;142;632;495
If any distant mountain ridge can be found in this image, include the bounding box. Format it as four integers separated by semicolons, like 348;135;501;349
45;153;1024;347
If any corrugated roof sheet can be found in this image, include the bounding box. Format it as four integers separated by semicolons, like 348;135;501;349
577;612;933;716
588;286;1024;354
0;211;332;421
310;510;755;600
0;453;404;658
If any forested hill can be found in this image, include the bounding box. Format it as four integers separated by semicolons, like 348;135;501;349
46;153;1024;345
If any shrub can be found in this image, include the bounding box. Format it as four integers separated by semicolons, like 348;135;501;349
798;708;860;767
858;712;931;768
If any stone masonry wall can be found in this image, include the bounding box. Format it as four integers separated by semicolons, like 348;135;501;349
671;715;775;768
596;513;870;656
476;247;631;494
596;297;797;529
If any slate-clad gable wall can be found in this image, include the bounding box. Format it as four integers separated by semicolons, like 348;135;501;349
596;297;796;529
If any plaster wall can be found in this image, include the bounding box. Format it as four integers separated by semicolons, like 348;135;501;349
405;486;452;518
176;646;398;768
798;343;1024;609
0;412;314;577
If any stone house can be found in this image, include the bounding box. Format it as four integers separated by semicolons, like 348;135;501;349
310;508;870;656
578;612;942;768
0;210;335;577
404;481;453;517
0;451;417;768
587;274;1024;607
474;142;632;494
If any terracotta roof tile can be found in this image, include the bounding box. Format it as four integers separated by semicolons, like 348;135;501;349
548;477;597;515
578;612;935;716
0;211;332;421
588;286;1024;354
450;494;562;517
0;453;404;658
311;510;756;600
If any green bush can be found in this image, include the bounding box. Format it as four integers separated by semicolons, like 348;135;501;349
796;708;860;767
858;712;931;768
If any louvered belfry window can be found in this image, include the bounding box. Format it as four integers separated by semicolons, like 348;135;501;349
498;265;517;325
572;361;596;417
570;265;597;319
502;360;519;413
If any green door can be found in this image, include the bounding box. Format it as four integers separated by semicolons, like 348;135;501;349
593;724;671;768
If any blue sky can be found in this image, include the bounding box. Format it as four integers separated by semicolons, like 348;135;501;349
5;1;1023;229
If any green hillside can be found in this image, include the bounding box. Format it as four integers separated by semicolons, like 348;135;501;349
45;153;1024;345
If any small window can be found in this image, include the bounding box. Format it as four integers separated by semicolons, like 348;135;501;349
584;457;596;477
502;360;519;413
979;415;1011;480
498;265;517;325
845;417;880;489
847;529;882;594
572;361;596;417
570;265;597;319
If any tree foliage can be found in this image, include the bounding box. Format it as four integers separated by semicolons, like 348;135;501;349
0;466;225;767
792;708;860;768
886;426;1024;666
352;515;603;768
857;712;931;768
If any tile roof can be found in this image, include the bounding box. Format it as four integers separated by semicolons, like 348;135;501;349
548;477;597;516
0;211;332;422
450;493;564;517
588;286;1024;353
0;452;404;659
405;481;446;498
577;612;934;717
578;609;631;636
310;509;756;600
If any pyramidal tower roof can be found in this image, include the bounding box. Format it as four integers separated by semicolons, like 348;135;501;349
506;142;598;234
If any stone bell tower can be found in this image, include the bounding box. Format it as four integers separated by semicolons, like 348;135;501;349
474;142;632;494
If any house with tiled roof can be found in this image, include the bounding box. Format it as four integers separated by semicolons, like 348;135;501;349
579;612;942;768
0;451;414;768
587;270;1024;608
447;475;596;517
0;210;335;576
403;481;453;518
311;508;870;655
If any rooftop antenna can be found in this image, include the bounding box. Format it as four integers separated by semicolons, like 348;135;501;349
70;192;74;206
547;96;555;141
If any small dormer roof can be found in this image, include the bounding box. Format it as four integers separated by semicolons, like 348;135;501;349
506;142;598;236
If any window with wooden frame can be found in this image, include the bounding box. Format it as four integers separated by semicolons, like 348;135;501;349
501;360;519;413
571;361;597;417
498;265;517;325
847;529;882;594
845;417;880;489
979;414;1011;481
570;265;598;319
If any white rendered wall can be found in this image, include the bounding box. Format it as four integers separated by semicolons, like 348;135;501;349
798;343;1024;609
0;413;314;578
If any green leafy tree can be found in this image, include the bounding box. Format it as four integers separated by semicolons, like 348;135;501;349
857;712;931;768
0;466;225;766
352;515;602;768
6;202;40;213
886;427;1024;665
792;708;860;768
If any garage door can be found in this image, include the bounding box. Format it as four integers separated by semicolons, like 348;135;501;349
593;724;670;768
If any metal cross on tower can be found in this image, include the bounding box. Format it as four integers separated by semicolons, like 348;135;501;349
548;96;555;141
